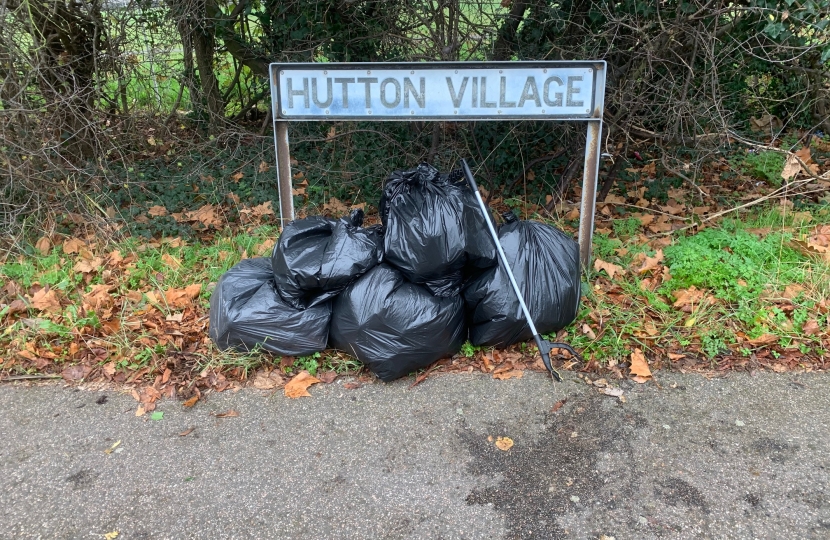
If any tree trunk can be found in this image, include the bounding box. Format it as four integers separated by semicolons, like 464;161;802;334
492;0;529;61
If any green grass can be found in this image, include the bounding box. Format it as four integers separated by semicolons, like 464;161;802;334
552;204;830;363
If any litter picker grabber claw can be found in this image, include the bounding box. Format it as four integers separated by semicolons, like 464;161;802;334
460;159;582;382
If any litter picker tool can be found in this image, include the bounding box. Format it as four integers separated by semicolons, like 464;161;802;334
460;159;581;382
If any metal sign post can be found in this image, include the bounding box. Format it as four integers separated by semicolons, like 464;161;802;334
269;61;605;268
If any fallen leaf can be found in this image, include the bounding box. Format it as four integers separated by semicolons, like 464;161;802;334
493;369;524;380
178;427;195;437
672;286;705;309
35;236;51;255
231;171;244;182
551;399;567;412
7;298;27;315
604;194;626;205
148;205;168;217
781;154;800;180
803;320;821;336
182;396;199;408
74;256;104;274
600;387;624;397
212;409;240;418
150;411;164;421
252;372;279;390
165;284;201;308
251;201;274;217
258;161;270;173
637;214;655;227
748;334;778;346
636;249;664;274
62;237;86;254
317;371;337;384
161;253;182;269
495;436;514;451
344;382;362;390
104;532;119;540
481;352;494;372
135;405;146;417
61;364;91;381
30;287;61;312
629;349;652;382
255;238;276;256
284;371;322;398
322;197;349;215
594;258;625;279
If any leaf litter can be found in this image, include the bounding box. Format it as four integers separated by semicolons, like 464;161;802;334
2;143;830;394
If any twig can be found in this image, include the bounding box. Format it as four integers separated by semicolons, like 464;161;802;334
1;375;63;382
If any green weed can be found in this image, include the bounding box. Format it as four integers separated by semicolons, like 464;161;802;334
731;150;785;186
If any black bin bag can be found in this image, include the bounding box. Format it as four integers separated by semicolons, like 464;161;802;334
379;163;496;296
330;264;467;382
209;258;331;356
463;212;581;347
271;209;383;309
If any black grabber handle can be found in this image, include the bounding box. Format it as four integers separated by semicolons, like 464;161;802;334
460;159;582;382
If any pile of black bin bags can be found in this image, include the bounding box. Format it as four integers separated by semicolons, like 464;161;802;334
209;163;581;382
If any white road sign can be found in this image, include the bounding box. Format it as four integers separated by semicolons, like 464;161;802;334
271;62;602;120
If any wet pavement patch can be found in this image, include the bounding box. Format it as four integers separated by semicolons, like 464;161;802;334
66;469;98;490
751;437;798;464
654;478;709;513
461;393;647;539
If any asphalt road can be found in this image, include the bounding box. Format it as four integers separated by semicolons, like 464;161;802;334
1;371;828;539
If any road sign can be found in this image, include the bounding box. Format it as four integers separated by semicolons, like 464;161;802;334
273;63;601;121
269;61;605;268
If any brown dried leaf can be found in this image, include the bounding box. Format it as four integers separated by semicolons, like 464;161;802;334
748;334;778;346
61;364;92;381
781;154;800;181
637;214;655;227
62;237;86;255
74;257;104;274
495;436;514;451
636;249;664;274
493;369;524;380
7;299;27;315
803;320;821;336
161;253;182;269
672;286;705;308
322;197;349;215
317;371;337;384
178;427;195;437
30;287;61;312
252;372;279;390
35;236;51;255
629;349;652;382
258;161;270;173
594;258;624;279
148;205;168;217
551;399;567;413
284;370;321;398
182;396;199;408
251;201;274;217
